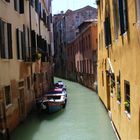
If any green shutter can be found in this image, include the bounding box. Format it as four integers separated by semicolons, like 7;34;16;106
1;20;5;58
7;23;13;59
16;29;20;59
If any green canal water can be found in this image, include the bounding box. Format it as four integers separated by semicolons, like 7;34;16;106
11;78;117;140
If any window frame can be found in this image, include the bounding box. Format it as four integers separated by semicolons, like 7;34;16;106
104;17;112;47
16;28;23;60
118;0;128;35
124;80;130;115
112;0;119;40
117;74;121;103
0;19;13;59
14;0;24;14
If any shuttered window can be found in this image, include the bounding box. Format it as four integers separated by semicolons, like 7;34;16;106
118;0;128;35
4;23;9;59
43;9;46;25
113;0;119;40
104;17;112;47
117;72;121;102
136;0;140;24
0;20;5;58
5;0;10;2
14;0;24;14
124;80;130;114
31;30;37;61
7;23;13;59
14;0;19;12
30;0;34;7
20;0;24;14
16;29;20;59
0;20;13;59
35;0;39;12
23;25;30;61
16;29;23;60
21;31;25;60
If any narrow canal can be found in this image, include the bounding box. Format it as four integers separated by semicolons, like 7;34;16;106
11;78;117;140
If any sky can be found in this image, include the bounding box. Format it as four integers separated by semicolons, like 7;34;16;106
52;0;97;14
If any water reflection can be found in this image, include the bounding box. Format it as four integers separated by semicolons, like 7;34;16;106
10;78;117;140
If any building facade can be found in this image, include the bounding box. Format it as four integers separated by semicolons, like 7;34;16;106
65;6;97;43
53;12;66;78
53;6;97;78
67;20;97;90
97;0;140;139
0;0;53;136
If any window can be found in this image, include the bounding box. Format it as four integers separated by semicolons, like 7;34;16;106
117;73;121;102
110;74;115;93
14;0;24;14
31;30;37;61
102;71;104;86
16;28;25;60
4;85;12;106
27;77;30;90
35;0;39;12
0;20;13;59
118;0;128;35
30;0;35;7
5;0;10;2
90;59;92;74
136;0;140;24
23;25;30;61
124;80;130;114
104;17;112;47
113;0;119;40
19;81;24;87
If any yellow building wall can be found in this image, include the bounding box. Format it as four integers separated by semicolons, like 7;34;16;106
98;0;140;139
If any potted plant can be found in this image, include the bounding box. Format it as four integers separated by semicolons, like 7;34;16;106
36;52;42;60
124;101;129;107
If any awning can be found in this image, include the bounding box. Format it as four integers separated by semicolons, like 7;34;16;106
106;58;114;74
